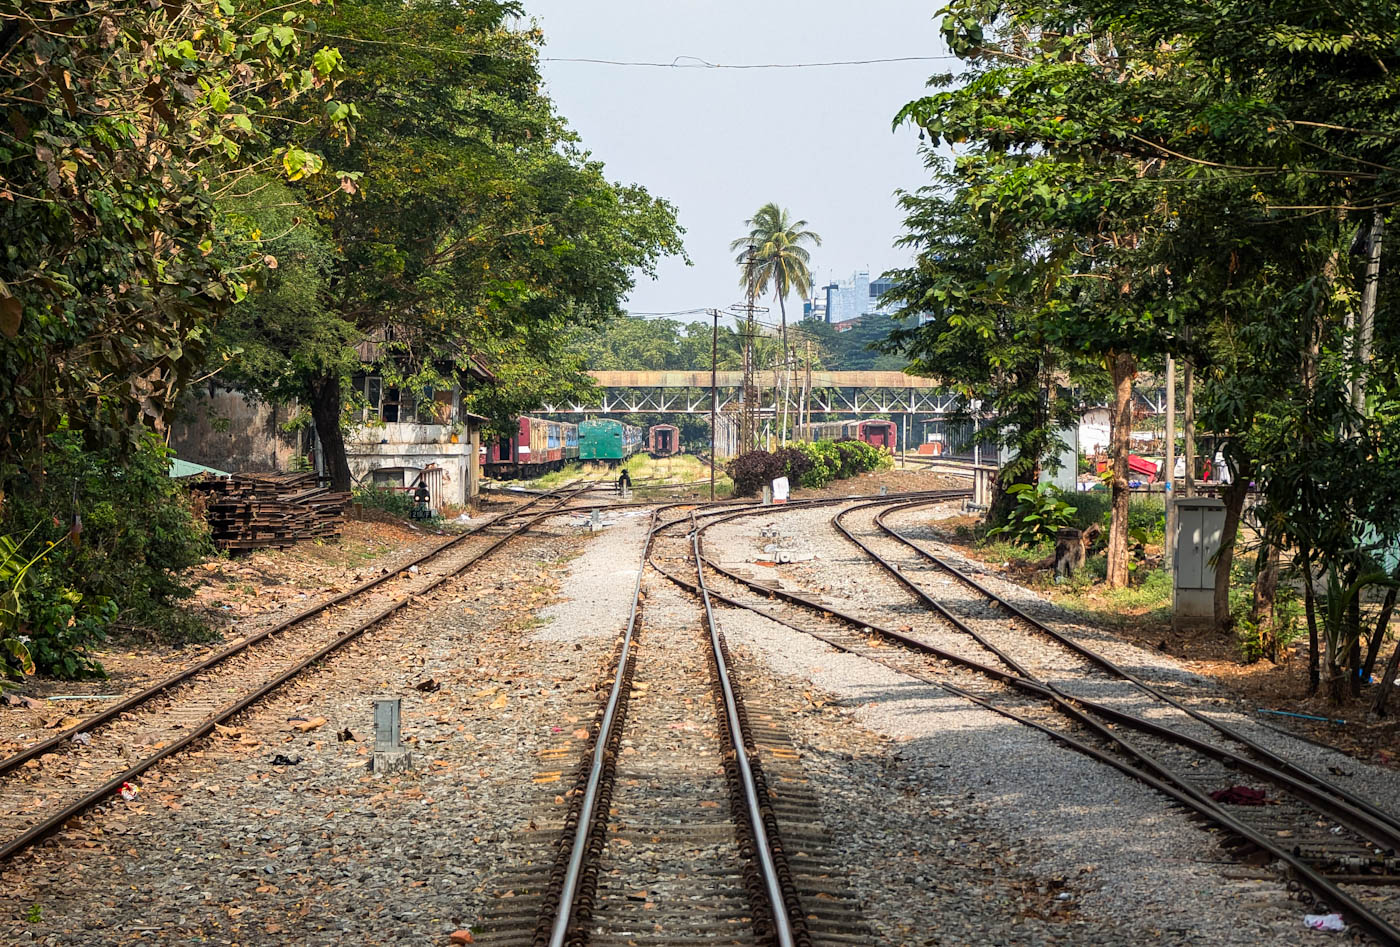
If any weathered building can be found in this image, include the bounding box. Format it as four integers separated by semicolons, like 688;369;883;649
170;351;495;511
170;385;308;473
343;369;489;511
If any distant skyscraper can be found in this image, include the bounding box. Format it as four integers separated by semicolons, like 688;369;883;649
807;270;898;324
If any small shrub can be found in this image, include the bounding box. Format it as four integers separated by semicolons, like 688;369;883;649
987;483;1074;547
1067;491;1110;531
725;450;786;497
798;441;842;488
352;485;415;518
773;447;814;488
2;430;213;677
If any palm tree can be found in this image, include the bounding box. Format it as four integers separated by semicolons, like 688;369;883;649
731;204;821;442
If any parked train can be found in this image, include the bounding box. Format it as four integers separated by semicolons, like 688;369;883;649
798;419;898;452
647;424;681;458
483;417;579;478
580;419;643;465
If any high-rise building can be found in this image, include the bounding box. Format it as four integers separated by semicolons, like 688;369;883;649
806;270;898;324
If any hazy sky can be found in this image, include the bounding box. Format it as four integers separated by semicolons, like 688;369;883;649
524;1;953;324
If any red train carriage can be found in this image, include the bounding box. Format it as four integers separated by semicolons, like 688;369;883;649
851;419;897;451
484;417;575;478
796;419;898;452
648;424;680;458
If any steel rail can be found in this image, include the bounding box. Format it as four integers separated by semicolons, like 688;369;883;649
536;490;951;944
659;537;1400;944
690;517;802;947
0;480;603;865
865;496;1400;839
679;495;1400;945
0;484;584;781
542;508;660;947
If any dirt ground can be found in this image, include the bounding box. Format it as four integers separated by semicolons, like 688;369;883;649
0;496;529;713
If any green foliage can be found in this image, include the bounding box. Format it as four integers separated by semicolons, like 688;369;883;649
2;432;212;677
0;531;45;685
1067;491;1111;531
215;0;685;480
796;441;842;488
351;486;415;519
725;439;887;496
0;0;349;487
1238;588;1304;665
987;484;1074;547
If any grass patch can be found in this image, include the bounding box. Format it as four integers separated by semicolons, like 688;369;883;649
975;538;1055;566
1055;561;1173;629
524;455;734;496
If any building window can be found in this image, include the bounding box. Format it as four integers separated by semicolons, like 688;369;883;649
364;376;382;421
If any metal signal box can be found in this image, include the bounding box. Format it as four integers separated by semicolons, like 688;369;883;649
1172;497;1226;627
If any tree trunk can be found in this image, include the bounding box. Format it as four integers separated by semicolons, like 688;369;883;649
1302;546;1320;695
777;293;789;446
309;373;352;492
1212;464;1251;630
1250;537;1282;661
1363;587;1396;682
1370;620;1400;718
1105;352;1135;588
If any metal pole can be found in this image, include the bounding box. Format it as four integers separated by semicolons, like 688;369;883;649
710;308;718;502
1165;356;1176;574
1184;348;1195;497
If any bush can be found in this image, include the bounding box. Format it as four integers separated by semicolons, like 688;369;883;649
351;485;415;518
2;431;213;678
797;441;841;488
773;447;814;488
833;439;891;477
727;439;891;496
986;483;1074;547
725;450;787;497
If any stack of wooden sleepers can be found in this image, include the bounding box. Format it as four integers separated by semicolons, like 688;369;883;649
187;473;350;552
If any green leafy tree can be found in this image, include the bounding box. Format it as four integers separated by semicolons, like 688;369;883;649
731;203;822;440
216;0;683;487
0;0;349;492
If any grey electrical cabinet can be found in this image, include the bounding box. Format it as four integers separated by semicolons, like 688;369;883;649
1172;497;1226;627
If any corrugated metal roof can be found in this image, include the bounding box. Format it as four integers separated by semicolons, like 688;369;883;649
169;458;230;479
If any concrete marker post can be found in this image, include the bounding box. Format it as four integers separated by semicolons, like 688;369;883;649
372;697;413;774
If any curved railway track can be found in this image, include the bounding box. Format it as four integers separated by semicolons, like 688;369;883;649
0;479;607;864
655;493;1400;945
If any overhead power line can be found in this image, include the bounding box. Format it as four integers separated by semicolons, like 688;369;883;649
546;56;960;69
306;33;956;69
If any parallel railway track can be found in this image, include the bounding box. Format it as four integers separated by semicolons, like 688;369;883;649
0;480;605;864
665;493;1400;945
507;503;813;946
482;494;946;945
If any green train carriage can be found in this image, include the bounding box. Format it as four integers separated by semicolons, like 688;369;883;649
579;419;643;465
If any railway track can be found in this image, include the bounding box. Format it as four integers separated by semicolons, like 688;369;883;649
0;479;606;864
478;499;882;945
670;494;1400;944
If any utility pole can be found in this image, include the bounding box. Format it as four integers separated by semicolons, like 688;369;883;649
1165;356;1176;574
736;246;761;453
1355;209;1385;418
709;308;719;501
804;340;813;435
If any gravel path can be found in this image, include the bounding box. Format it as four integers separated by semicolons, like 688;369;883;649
0;516;620;946
883;503;1400;826
703;499;1341;945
